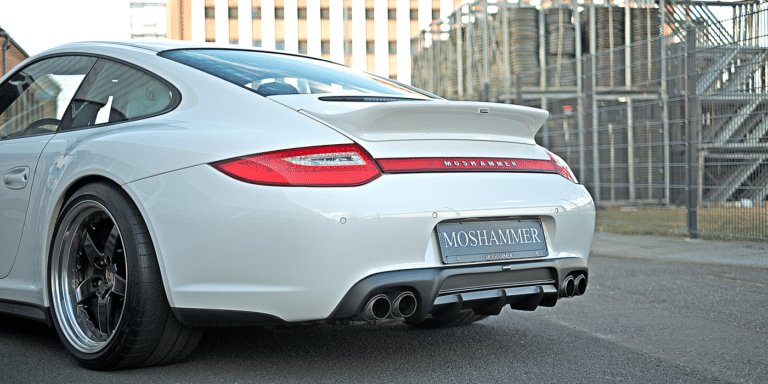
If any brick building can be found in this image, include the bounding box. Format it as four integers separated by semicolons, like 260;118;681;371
0;27;29;76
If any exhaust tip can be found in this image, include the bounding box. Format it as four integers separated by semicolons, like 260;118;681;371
574;274;587;296
561;276;575;298
364;294;391;320
391;292;418;318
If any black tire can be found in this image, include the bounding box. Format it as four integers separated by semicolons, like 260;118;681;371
405;310;488;328
49;182;203;370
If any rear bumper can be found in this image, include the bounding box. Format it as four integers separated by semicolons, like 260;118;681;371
329;255;588;323
125;164;594;324
172;256;587;327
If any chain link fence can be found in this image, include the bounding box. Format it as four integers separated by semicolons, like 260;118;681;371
412;0;768;241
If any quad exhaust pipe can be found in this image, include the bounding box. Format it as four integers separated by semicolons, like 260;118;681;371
574;274;587;296
364;294;391;320
560;274;587;298
363;291;418;320
391;292;417;318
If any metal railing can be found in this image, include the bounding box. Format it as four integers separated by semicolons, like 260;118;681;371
412;0;768;241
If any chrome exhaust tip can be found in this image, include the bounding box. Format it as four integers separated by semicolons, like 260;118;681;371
364;294;391;320
561;275;575;298
574;274;587;296
391;292;418;318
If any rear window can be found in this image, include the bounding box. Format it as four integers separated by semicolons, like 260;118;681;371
158;49;429;98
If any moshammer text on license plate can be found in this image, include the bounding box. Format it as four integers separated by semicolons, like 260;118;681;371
437;220;548;264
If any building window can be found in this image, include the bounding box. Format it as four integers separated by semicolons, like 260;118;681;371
365;8;374;20
297;8;307;20
228;7;237;19
252;7;260;19
390;75;397;81
366;41;375;54
388;8;396;20
252;40;262;47
320;7;330;20
204;7;215;19
388;41;397;55
205;37;215;42
321;41;331;55
298;41;308;54
410;9;418;20
275;7;284;19
275;40;285;51
432;9;440;21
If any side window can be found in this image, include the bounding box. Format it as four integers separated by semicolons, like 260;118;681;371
0;56;96;140
61;59;176;131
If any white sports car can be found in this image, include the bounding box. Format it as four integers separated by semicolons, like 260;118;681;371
0;41;594;369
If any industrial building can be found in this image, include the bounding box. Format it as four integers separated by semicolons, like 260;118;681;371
165;0;465;82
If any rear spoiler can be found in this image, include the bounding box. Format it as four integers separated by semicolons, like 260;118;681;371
303;100;549;144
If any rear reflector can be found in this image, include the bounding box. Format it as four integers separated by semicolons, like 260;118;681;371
377;157;558;174
212;144;381;187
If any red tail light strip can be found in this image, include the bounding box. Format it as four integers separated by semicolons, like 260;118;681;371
377;157;558;174
212;144;382;187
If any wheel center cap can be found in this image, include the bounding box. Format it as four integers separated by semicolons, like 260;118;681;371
105;269;114;286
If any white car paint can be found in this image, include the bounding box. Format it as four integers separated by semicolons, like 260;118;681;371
0;41;594;328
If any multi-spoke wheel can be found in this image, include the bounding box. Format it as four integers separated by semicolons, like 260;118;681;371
51;200;127;352
50;182;203;370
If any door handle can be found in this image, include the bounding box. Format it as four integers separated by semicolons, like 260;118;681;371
3;166;30;190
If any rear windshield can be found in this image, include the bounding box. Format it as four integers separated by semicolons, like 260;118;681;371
158;49;429;98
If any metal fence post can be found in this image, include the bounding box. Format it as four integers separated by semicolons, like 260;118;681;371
686;27;700;239
584;55;599;202
574;0;586;183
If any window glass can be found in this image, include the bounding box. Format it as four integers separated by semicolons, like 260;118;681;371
297;8;307;19
274;7;284;19
252;7;260;19
204;7;215;18
366;41;375;55
320;41;330;55
388;41;397;55
365;8;374;20
410;9;418;20
60;59;175;131
228;7;237;19
158;49;429;98
298;40;308;54
320;7;330;19
0;56;96;140
275;40;285;51
388;8;396;20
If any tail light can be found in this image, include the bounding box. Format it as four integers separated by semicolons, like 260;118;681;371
212;144;381;187
546;151;578;183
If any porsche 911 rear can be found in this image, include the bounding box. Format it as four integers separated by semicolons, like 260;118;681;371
130;48;595;327
136;143;594;326
0;43;594;369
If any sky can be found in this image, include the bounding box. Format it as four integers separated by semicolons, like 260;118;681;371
0;0;134;56
0;0;745;59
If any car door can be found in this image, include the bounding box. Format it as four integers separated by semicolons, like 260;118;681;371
0;55;96;278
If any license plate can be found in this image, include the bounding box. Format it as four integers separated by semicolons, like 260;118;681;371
437;219;548;264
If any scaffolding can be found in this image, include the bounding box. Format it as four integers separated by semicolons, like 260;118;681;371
412;0;768;240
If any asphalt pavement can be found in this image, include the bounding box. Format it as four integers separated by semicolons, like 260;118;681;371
2;233;766;383
590;231;768;268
